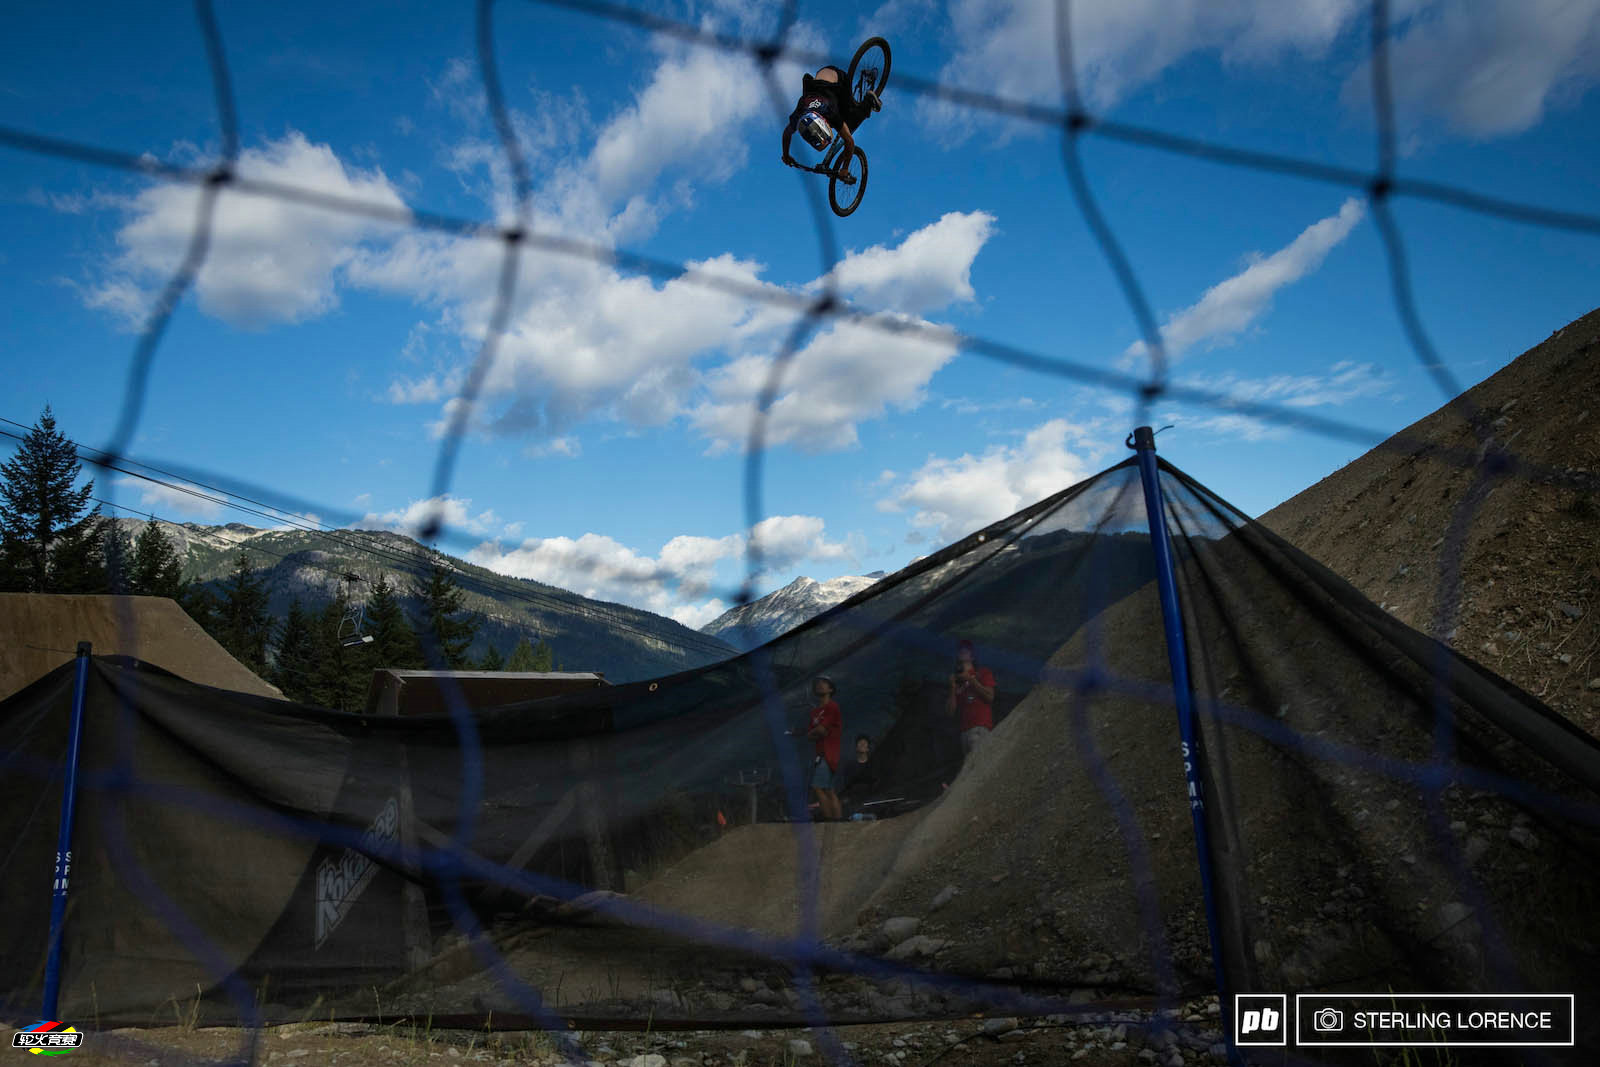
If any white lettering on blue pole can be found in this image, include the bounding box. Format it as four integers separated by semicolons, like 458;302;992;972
1180;742;1205;810
53;849;72;890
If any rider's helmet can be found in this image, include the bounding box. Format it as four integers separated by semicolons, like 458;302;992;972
797;108;835;151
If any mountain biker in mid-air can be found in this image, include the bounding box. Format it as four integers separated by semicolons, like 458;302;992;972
780;63;880;181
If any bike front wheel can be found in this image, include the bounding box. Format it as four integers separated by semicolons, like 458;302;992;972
828;146;869;217
846;37;892;107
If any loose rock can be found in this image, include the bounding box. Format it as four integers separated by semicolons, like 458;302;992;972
885;935;947;960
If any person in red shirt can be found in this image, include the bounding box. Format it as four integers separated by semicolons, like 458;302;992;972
946;639;996;758
804;675;844;821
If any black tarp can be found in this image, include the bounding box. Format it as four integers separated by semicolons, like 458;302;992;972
3;458;1598;1061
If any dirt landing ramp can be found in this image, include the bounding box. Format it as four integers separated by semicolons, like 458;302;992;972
0;593;283;700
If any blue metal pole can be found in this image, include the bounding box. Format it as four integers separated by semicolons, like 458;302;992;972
1129;428;1239;1060
42;641;92;1020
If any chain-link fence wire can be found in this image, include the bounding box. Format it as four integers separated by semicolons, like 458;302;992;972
4;0;1600;1064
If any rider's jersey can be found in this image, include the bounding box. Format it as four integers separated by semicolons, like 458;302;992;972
792;72;872;131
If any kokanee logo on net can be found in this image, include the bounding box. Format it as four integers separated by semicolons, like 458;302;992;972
12;1021;83;1054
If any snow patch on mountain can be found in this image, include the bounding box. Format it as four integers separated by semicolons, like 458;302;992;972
700;572;885;651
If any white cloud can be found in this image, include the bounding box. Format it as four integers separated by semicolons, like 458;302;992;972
1344;0;1600;137
464;513;851;625
747;514;855;570
922;0;1367;139
922;1;1597;143
90;131;409;328
524;436;581;459
671;597;729;630
113;476;223;520
268;510;324;532
1164;361;1400;439
387;373;460;405
370;211;996;454
1121;198;1365;370
32;187;127;215
879;418;1095;542
361;495;503;538
691;317;963;452
816;211;997;315
1179;361;1395;408
586;44;763;205
1157;411;1288;442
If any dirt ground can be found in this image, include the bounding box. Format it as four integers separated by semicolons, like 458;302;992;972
1260;304;1600;739
0;594;283;700
5;1009;1230;1067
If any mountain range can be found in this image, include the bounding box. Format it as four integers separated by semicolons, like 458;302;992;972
700;572;886;652
109;518;737;684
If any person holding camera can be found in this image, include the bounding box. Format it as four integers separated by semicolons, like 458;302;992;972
790;675;844;821
946;639;996;758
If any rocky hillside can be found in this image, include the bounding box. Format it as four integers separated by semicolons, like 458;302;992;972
701;572;886;651
1261;305;1600;737
109;518;736;683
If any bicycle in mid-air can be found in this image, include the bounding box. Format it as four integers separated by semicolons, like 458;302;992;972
790;37;891;217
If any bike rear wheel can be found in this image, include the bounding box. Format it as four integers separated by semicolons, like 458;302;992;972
845;37;892;108
828;146;868;217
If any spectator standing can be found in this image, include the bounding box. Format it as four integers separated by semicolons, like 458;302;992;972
946;639;996;758
804;675;843;821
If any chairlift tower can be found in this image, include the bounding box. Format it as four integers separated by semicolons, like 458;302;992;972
336;571;374;648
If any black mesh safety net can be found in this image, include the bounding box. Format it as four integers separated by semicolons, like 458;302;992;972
4;457;1599;1060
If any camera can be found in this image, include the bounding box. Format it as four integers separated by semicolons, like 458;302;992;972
1312;1008;1343;1032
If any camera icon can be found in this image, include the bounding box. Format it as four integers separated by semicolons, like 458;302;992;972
1313;1008;1344;1033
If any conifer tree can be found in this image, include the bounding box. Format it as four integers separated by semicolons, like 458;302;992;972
271;598;318;702
477;643;505;671
179;581;221;632
505;637;537;672
102;520;135;594
216;551;272;674
0;405;96;592
307;594;356;711
367;572;424;670
131;518;185;598
505;636;555;672
47;510;109;593
415;554;479;670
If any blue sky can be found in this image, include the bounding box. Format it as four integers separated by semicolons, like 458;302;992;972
3;0;1598;628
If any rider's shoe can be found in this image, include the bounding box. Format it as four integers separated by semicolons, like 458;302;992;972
865;90;882;112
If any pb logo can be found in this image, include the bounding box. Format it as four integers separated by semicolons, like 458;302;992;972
1235;994;1288;1046
1242;1007;1279;1034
